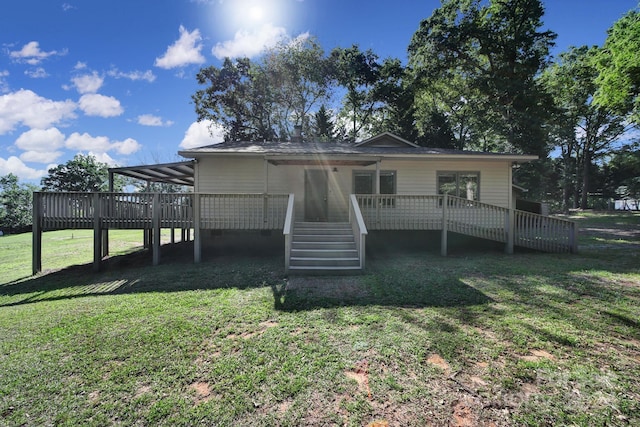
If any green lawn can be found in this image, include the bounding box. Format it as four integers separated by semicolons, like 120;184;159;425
1;212;639;426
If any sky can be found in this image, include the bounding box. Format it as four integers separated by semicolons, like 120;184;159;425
1;0;637;183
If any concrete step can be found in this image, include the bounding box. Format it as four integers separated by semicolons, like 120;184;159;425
288;265;362;275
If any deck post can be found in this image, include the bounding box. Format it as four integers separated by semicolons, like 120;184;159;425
194;193;201;263
32;192;42;275
505;209;514;254
152;193;161;266
569;222;578;253
93;193;102;272
441;194;448;256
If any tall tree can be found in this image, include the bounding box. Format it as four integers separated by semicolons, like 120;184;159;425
194;38;333;142
408;0;556;156
41;154;119;192
311;105;336;141
540;46;628;209
593;9;640;124
0;174;37;231
330;45;381;141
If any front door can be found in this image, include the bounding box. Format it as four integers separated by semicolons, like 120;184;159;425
304;169;328;221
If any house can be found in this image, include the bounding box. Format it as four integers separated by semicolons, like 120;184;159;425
32;133;578;275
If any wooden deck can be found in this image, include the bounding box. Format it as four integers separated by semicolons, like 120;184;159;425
32;192;577;275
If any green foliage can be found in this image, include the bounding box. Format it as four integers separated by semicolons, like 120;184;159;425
594;9;640;123
330;45;382;141
193;38;332;142
540;46;628;209
311;105;336;141
408;0;556;156
0;174;37;231
41;154;120;192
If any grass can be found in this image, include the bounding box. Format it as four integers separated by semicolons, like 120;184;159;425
1;212;639;426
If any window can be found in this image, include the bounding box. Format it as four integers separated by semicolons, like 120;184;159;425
437;172;479;201
353;170;397;206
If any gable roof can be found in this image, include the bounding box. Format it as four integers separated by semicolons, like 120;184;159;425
356;132;419;148
178;133;538;163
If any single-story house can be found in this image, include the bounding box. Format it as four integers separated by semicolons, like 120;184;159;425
32;132;577;274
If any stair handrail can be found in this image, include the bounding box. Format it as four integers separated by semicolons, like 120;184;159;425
349;194;368;269
283;193;295;272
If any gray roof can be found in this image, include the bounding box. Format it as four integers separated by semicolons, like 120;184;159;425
178;140;538;161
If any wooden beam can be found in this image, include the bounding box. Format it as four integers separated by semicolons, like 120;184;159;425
152;193;161;266
441;194;448;257
194;194;201;263
32;192;42;275
93;193;102;272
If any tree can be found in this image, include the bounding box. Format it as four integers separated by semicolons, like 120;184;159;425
41;154;119;192
330;45;381;141
541;46;628;209
408;0;556;156
194;38;333;142
311;105;336;141
605;144;640;206
0;174;37;232
593;9;640;123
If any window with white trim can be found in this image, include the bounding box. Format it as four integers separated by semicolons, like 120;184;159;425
437;172;480;201
353;170;397;206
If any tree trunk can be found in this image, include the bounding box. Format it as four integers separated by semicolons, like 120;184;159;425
580;151;592;209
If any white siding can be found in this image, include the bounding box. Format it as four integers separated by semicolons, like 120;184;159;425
195;156;514;215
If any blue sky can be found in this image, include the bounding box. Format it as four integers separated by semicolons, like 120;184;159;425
1;0;637;182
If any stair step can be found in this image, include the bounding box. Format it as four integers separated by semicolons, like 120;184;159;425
292;235;355;243
290;257;360;267
291;248;357;257
292;241;356;249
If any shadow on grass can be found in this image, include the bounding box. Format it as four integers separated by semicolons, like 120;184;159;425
271;276;493;311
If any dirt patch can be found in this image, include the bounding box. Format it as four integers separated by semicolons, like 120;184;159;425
344;359;371;398
88;390;100;404
134;385;151;398
451;397;478;426
521;349;555;362
189;381;212;404
427;353;452;375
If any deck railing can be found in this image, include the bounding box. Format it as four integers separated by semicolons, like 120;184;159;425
349;195;368;269
283;194;295;272
356;194;577;253
36;192;289;231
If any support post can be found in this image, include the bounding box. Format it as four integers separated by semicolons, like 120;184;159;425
505;208;515;254
441;193;448;256
152;193;161;266
32;192;42;275
170;228;175;244
570;222;578;253
93;193;102;272
194;193;201;263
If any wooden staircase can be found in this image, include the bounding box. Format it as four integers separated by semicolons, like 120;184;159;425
288;222;362;273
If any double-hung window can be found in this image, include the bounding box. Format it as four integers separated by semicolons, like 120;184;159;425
353;170;397;206
437;172;479;201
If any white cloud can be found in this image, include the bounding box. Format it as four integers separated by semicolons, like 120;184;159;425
137;114;173;127
20;150;63;163
180;120;224;149
155;26;206;69
15;127;65;151
0;89;76;134
65;132;141;156
9;41;67;65
74;61;87;70
25;67;48;78
0;156;48;179
107;68;156;82
72;71;104;94
212;23;288;59
88;151;117;166
112;138;142;155
78;93;123;117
